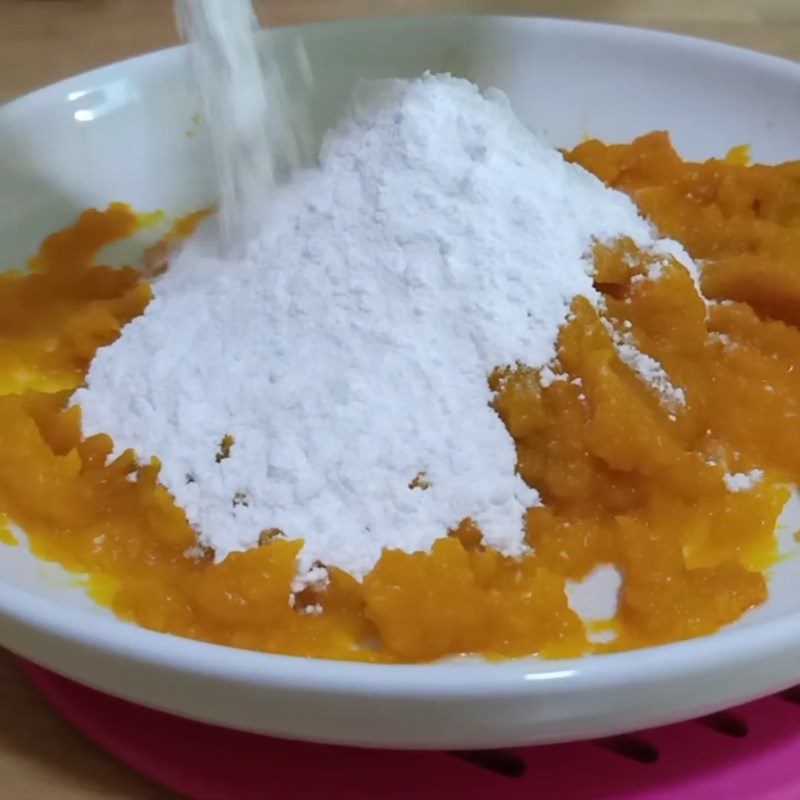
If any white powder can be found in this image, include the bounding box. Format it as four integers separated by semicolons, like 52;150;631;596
566;564;621;644
539;366;569;388
566;564;621;621
649;239;700;285
627;237;700;288
602;317;686;411
175;0;308;247
616;338;686;411
724;469;765;492
75;75;689;585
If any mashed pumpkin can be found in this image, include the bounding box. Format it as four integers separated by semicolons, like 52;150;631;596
0;133;798;662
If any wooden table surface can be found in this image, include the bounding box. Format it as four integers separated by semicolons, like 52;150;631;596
1;1;799;797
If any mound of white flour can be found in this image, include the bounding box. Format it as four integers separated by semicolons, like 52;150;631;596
74;75;680;585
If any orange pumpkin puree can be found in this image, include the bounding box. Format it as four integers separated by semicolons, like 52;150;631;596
0;133;798;663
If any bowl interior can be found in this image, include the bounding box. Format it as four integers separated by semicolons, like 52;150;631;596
2;14;800;657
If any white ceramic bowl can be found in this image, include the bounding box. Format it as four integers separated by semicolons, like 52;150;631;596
2;16;800;750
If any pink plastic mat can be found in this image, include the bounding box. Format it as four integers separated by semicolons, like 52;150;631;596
22;661;800;800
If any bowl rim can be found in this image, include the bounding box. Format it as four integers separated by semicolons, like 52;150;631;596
3;13;800;700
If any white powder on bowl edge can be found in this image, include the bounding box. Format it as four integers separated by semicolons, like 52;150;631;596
73;74;697;586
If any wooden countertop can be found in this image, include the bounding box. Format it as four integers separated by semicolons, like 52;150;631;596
1;1;799;798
